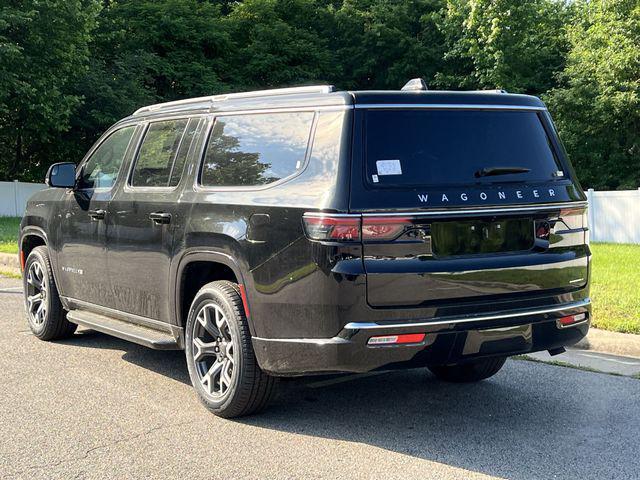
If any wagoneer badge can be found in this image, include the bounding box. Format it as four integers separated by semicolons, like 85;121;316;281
418;188;556;204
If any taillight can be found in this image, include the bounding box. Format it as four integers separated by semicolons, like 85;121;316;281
303;214;416;242
302;214;360;242
559;207;587;230
362;217;413;241
557;206;589;245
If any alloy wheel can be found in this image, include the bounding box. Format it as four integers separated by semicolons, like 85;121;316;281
192;302;236;399
26;260;47;326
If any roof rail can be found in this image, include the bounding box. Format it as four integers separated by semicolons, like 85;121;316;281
469;89;508;94
133;85;335;116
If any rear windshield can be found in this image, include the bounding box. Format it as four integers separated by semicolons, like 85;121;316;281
364;109;563;188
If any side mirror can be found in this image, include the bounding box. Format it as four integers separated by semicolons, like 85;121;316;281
45;162;76;188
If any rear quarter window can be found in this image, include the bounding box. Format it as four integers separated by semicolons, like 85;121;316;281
365;109;563;188
200;111;314;188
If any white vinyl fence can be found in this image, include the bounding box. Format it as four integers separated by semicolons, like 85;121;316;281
586;188;640;244
0;181;46;217
1;181;639;243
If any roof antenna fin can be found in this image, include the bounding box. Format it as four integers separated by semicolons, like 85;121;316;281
401;78;428;91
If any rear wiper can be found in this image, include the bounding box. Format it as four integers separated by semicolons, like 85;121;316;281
474;166;531;178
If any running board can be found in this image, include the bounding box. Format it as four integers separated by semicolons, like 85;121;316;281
67;310;180;350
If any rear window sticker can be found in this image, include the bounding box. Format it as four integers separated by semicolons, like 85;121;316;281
376;159;402;176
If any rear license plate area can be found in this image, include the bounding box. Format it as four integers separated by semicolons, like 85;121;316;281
431;218;534;256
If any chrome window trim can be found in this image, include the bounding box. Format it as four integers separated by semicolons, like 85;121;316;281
355;104;546;111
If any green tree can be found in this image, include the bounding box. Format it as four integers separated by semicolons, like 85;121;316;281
333;0;446;89
51;0;234;167
0;0;100;180
436;0;571;93
94;0;231;100
545;0;640;189
1;0;636;189
223;0;335;89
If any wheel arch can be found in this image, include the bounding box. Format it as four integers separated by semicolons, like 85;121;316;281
19;227;48;270
173;250;255;335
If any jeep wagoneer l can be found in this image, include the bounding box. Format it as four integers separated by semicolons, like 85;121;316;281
20;80;591;417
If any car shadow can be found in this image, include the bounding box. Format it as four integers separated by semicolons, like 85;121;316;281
57;330;639;480
242;362;639;480
58;329;191;385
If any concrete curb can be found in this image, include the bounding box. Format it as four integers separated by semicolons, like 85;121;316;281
0;252;19;270
575;328;640;359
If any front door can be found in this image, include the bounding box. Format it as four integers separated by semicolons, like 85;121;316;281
56;125;137;307
106;117;200;322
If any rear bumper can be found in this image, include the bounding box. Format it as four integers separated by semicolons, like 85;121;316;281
252;299;591;376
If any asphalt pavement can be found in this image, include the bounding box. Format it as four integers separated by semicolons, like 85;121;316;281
1;275;639;480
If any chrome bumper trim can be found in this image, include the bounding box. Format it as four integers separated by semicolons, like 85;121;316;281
343;299;591;331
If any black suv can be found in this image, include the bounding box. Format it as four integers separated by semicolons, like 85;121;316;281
20;81;591;417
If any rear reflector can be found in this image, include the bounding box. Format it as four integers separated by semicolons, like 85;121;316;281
368;333;425;345
558;313;587;327
238;284;250;319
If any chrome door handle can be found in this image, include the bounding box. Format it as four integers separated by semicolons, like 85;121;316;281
88;209;106;220
149;212;172;225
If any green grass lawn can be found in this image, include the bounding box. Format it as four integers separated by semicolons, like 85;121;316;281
590;243;640;334
0;217;20;254
0;215;638;333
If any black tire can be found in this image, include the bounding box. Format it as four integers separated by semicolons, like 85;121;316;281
428;356;507;383
184;280;277;418
23;246;77;341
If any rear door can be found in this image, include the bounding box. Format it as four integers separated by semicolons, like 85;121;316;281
106;117;202;322
351;107;589;308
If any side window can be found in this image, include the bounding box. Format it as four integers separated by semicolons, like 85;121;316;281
78;126;135;190
200;112;314;187
131;118;193;187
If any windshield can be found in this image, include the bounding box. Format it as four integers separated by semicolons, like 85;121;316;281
364;109;563;188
